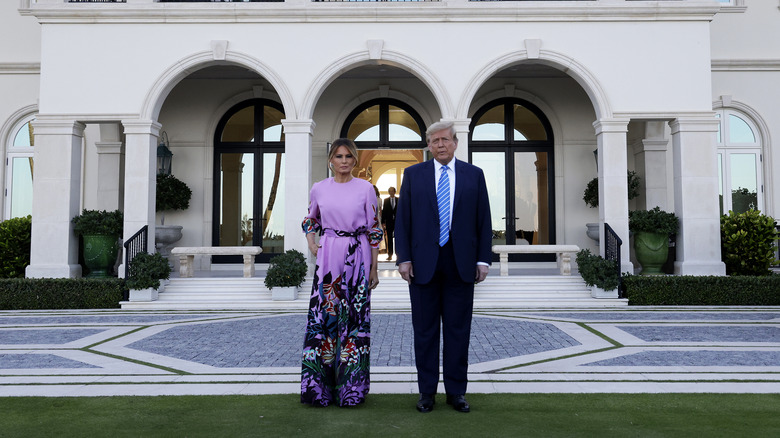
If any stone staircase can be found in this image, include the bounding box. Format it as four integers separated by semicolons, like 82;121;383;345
120;263;627;310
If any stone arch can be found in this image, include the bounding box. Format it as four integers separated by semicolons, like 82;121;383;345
140;51;296;122
328;88;434;142
458;49;612;121
300;50;452;122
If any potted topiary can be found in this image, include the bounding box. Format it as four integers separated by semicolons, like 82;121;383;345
264;249;307;301
126;251;172;302
583;171;640;242
576;249;620;298
72;209;123;278
629;206;678;275
155;173;192;257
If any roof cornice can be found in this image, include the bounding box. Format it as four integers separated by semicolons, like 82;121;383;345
20;2;722;24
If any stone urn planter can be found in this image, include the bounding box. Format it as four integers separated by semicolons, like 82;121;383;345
82;234;120;278
585;222;600;242
72;209;123;278
633;231;669;275
155;225;183;258
629;207;678;276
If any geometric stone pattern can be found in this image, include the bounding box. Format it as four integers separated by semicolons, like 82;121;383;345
584;350;780;367
0;314;216;326
0;329;105;345
3;309;780;396
126;314;580;368
540;312;780;321
0;353;100;369
617;325;780;343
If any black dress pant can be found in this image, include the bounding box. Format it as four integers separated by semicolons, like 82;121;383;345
408;239;474;395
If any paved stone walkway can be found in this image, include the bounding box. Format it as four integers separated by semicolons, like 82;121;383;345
1;307;780;396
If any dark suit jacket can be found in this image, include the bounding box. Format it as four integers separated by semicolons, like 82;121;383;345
395;158;493;284
381;196;397;229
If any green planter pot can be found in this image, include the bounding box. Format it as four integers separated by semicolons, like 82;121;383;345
82;234;119;278
633;231;669;275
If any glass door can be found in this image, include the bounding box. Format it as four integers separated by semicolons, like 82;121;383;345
469;98;555;262
213;99;285;263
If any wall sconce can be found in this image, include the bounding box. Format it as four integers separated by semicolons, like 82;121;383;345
157;131;173;175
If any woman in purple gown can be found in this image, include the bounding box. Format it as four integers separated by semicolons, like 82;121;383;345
301;138;383;407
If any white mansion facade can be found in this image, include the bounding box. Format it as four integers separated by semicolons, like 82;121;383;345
2;0;776;278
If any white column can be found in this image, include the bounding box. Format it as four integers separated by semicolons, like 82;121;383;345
121;120;159;270
282;119;315;257
670;117;727;275
594;118;633;274
25;119;84;278
633;121;670;211
96;123;124;211
452;118;471;163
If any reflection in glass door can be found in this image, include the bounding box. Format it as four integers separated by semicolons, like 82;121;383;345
471;152;507;247
213;99;285;263
470;98;555;262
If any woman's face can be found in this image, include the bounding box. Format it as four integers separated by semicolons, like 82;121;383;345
330;145;356;177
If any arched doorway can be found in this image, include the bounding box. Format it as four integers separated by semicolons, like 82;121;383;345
340;98;427;260
212;98;285;263
469;97;555;261
340;98;427;194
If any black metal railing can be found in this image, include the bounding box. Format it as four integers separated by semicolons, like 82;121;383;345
123;225;148;279
603;222;623;297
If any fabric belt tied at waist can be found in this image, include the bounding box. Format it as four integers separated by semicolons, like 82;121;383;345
322;227;368;238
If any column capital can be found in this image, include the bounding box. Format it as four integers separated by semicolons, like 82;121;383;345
122;119;162;136
282;119;316;135
31;117;85;136
592;118;629;135
669;116;719;134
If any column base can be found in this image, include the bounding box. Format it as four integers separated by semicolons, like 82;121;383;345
25;264;82;279
674;261;726;276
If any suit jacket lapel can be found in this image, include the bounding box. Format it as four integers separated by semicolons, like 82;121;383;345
454;159;466;212
423;160;437;212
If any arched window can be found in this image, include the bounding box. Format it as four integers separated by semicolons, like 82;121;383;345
716;108;763;214
340;98;427;206
213;99;285;262
469;98;555;259
5;116;36;219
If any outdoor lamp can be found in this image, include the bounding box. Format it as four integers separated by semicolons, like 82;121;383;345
157;131;173;175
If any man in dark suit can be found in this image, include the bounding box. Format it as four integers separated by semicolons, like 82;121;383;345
395;121;493;414
381;186;397;260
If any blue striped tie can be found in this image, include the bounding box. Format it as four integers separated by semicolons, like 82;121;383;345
437;165;450;246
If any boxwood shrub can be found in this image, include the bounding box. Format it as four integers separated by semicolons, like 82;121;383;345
624;275;780;306
0;215;32;278
0;278;125;310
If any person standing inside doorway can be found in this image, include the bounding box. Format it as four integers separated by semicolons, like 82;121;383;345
381;186;397;261
394;121;493;413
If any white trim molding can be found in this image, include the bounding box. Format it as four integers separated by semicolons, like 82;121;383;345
712;59;780;72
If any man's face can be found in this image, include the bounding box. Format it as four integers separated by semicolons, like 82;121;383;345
388;187;396;197
427;128;458;165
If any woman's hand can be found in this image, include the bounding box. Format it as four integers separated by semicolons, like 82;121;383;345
368;268;379;290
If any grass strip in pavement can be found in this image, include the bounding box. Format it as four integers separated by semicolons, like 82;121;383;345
2;393;779;437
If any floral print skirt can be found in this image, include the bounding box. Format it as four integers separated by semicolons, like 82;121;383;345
301;241;371;407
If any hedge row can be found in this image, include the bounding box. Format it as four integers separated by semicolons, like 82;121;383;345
0;278;125;310
624;274;780;306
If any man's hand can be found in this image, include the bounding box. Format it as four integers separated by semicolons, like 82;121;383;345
398;262;414;284
475;265;489;284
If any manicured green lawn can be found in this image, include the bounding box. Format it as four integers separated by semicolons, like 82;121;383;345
2;393;779;437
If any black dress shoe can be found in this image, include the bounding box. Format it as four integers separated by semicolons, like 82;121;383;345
446;394;470;413
416;393;435;413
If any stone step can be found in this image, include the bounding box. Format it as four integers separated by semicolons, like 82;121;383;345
121;269;628;310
